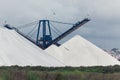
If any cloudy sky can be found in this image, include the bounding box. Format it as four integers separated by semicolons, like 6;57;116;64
0;0;120;49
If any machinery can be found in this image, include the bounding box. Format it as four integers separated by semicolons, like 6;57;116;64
4;18;90;49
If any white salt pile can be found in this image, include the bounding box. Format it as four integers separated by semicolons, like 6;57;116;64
46;35;120;67
0;27;64;67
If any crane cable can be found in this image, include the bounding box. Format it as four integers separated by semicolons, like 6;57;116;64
26;23;38;36
50;22;62;34
16;20;38;29
16;20;74;38
30;29;37;37
50;20;74;25
50;26;60;36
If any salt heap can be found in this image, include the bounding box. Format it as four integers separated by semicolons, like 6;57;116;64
0;27;64;67
46;35;120;66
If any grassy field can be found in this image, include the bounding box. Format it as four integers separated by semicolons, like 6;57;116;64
0;65;120;80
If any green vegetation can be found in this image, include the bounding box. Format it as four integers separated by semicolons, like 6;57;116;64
0;65;120;80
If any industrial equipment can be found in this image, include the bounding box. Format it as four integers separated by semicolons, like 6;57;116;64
4;18;90;49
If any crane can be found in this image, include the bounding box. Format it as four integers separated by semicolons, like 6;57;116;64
4;18;90;49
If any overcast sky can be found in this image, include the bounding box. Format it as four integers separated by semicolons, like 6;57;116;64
0;0;120;49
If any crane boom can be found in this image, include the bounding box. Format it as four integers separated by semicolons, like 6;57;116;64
46;18;90;48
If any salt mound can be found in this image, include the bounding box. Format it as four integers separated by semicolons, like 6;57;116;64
0;27;64;67
46;35;120;66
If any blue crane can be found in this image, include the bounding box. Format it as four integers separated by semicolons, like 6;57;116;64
4;18;90;49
